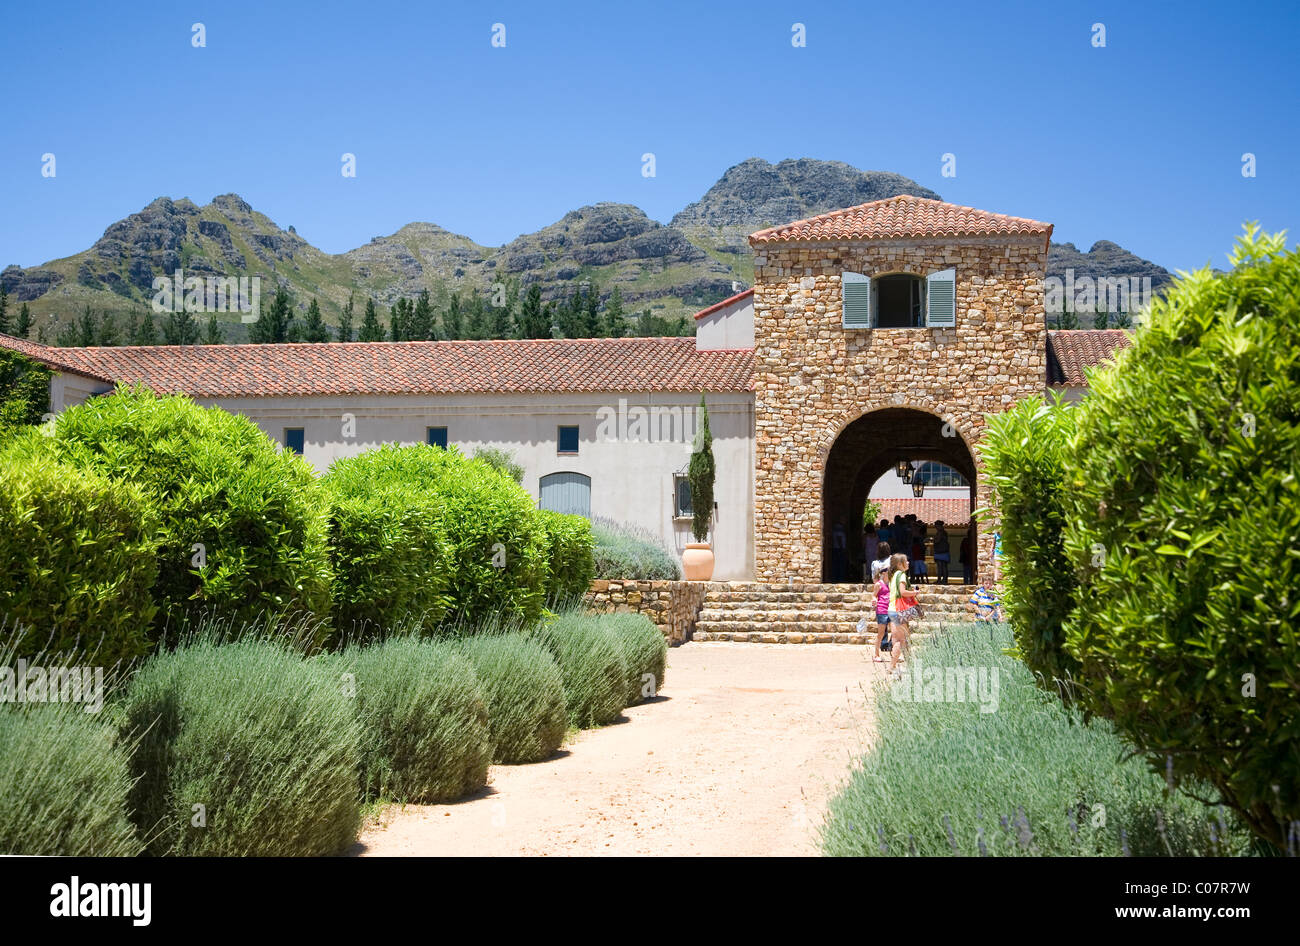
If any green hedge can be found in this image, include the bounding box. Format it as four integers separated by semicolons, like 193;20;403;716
458;633;567;763
537;509;596;605
0;446;159;664
532;614;628;728
1059;227;1300;848
0;701;141;856
604;613;667;705
333;636;491;802
821;625;1254;857
323;448;451;638
0;348;51;437
591;517;681;580
45;387;333;635
118;635;361;856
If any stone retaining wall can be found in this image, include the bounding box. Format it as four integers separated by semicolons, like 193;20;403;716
583;579;710;645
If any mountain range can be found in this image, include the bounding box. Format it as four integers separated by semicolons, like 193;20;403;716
1;157;1173;339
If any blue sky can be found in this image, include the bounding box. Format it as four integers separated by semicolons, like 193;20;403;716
2;0;1296;273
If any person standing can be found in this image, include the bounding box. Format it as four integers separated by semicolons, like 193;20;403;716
863;524;879;581
886;553;919;679
933;521;951;584
959;531;972;583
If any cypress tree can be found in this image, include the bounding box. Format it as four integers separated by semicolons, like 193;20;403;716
250;286;292;342
358;297;385;342
203;313;224;345
0;283;9;334
14;303;32;339
134;308;158;345
604;286;628;338
338;294;355;342
519;284;547;338
583;284;602;337
303;298;329;342
97;310;120;346
76;306;97;347
442;293;464;340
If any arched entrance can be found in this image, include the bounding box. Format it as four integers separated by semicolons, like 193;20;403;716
821;408;977;583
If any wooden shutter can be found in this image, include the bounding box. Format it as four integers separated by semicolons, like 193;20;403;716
926;268;956;327
539;472;591;518
842;272;871;328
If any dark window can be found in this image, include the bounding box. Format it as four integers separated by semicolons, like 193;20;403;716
427;427;448;448
558;425;579;454
875;274;925;328
674;475;693;518
284;428;305;455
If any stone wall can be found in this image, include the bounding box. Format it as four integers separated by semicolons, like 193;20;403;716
583;579;709;645
751;235;1049;582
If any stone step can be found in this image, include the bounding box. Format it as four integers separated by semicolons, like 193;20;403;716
715;582;977;593
701;592;973;607
692;622;948;644
697;606;970;622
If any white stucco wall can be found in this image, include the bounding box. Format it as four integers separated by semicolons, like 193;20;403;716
695;296;755;350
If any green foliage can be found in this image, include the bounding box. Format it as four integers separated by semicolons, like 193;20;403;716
0;347;51;435
980;394;1081;688
333;636;491;802
0;650;141;856
472;445;525;484
0;445;159;664
863;498;882;528
604;612;667;705
44;387;333;634
338;294;355;342
531;613;628;728
350;445;549;626
687;397;715;542
1058;226;1300;848
358;297;385;342
536;509;596;605
591;516;682;580
457;633;567;763
118;634;362;856
821;625;1254;857
322;447;451;638
302;298;330;343
249;286;293;343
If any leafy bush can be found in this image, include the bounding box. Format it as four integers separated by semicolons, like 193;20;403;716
592;517;681;580
0;446;159;664
323;449;451;638
333;636;491;802
0;699;141;856
532;613;628;728
0;348;51;437
118;634;362;856
458;633;567;763
980;394;1080;689
44;387;332;635
339;445;549;626
1059;227;1300;848
472;446;525;484
604;613;667;705
537;509;596;605
821;624;1254;857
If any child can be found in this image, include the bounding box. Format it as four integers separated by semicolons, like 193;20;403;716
887;553;919;679
871;568;891;662
969;585;1004;623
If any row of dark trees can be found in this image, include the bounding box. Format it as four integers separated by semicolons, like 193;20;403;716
1051;300;1135;330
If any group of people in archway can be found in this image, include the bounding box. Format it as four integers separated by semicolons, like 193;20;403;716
831;515;972;585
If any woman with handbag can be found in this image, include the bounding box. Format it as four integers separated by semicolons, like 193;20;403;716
886;552;921;679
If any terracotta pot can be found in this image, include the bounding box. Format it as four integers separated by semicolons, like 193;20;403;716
682;542;715;581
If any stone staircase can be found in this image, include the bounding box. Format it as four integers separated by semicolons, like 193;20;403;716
690;582;977;644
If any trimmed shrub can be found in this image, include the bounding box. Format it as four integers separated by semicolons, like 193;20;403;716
537;509;596;605
118;635;362;856
532;613;628;728
604;612;667;705
458;633;567;763
0;703;141;856
44;387;332;635
338;445;548;625
0;347;51;437
334;636;491;802
821;624;1254;857
0;445;159;664
322;449;451;638
1059;227;1300;848
592;516;682;580
980;394;1080;689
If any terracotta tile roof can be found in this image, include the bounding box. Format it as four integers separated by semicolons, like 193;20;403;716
0;333;113;382
6;336;755;398
749;195;1053;244
692;287;753;321
1046;330;1133;386
870;498;974;528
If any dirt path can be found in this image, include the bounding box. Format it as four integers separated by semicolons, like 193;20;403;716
354;642;886;857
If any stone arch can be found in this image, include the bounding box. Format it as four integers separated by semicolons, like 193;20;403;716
819;405;980;583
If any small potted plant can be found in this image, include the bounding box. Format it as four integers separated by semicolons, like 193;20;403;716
683;396;715;581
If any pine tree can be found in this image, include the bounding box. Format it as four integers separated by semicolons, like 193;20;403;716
442;293;464;340
583;285;602;337
203;313;223;345
302;298;329;342
490;283;515;339
97;310;120;346
250;286;293;342
409;290;435;340
1093;305;1108;330
604;286;628;338
134;309;158;345
14;303;32;339
76;306;97;346
0;283;9;335
1113;309;1133;329
358;297;385;342
338;294;355;342
163;308;200;345
518;284;547;338
557;288;584;338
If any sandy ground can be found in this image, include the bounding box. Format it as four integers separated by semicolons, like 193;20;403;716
354;642;885;857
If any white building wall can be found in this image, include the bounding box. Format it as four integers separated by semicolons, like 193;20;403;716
695;296;755;350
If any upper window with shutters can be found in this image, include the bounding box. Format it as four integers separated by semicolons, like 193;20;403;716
841;269;956;329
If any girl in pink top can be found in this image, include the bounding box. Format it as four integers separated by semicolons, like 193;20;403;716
871;571;891;662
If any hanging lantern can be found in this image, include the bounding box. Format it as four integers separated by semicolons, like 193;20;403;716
895;459;909;479
902;466;913;484
912;480;925;498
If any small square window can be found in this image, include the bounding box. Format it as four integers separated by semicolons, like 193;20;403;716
673;475;693;519
557;425;579;455
284;428;305;455
427;427;448;449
